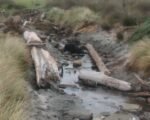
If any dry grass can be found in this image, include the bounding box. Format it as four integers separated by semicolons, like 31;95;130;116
128;38;150;76
0;33;28;120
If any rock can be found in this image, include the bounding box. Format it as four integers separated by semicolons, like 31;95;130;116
135;97;146;102
73;60;82;67
93;116;105;120
66;110;93;120
142;112;150;120
121;103;142;112
105;113;139;120
101;112;110;116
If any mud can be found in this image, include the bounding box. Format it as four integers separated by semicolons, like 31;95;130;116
28;27;149;120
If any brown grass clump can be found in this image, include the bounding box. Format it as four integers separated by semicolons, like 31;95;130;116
128;38;150;76
0;33;28;120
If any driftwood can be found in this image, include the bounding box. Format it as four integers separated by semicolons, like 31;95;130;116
24;31;60;87
79;70;132;91
134;73;150;87
86;43;110;75
129;92;150;97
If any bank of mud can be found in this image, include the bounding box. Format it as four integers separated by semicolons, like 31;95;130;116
27;28;150;120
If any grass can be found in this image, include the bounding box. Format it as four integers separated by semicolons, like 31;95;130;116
0;33;28;120
46;0;150;27
129;18;150;43
47;7;99;27
128;38;150;77
13;0;47;8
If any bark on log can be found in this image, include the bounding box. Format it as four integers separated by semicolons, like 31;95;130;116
86;43;110;75
79;70;132;91
24;31;60;87
23;31;43;45
129;92;150;97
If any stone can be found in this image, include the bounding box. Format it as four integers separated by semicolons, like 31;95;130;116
105;113;139;120
121;103;142;112
73;60;82;67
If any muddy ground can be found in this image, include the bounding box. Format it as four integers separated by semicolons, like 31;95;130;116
27;27;150;120
1;11;149;120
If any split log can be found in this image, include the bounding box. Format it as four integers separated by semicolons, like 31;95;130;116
79;70;132;91
24;31;60;87
23;31;43;45
86;43;110;75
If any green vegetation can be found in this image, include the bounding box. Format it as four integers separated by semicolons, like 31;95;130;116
13;0;47;8
129;18;150;43
47;7;99;27
0;34;28;120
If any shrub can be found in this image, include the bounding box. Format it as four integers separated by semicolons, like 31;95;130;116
135;0;150;14
122;16;137;26
101;21;112;31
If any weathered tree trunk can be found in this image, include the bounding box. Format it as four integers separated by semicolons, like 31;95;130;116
24;31;60;87
23;31;44;46
86;43;110;75
79;70;132;91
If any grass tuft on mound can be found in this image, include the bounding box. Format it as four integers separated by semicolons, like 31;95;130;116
0;34;28;120
128;38;150;77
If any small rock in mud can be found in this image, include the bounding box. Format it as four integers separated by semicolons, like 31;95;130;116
63;110;93;120
73;59;82;67
120;103;142;112
101;112;110;116
105;113;139;120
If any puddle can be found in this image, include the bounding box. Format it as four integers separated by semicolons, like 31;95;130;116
60;54;130;116
64;87;127;115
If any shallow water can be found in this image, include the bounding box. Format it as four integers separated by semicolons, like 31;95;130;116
60;54;130;116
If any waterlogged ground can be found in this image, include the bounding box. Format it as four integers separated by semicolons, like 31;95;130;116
28;29;147;120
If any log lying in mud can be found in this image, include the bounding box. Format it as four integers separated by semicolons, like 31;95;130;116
23;31;45;46
86;43;110;75
79;70;132;91
24;31;60;87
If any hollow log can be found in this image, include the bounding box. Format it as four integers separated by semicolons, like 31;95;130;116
24;31;60;87
79;70;132;91
86;43;110;75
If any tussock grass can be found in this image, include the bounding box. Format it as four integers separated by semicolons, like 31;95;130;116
128;38;150;76
0;33;28;120
47;7;99;27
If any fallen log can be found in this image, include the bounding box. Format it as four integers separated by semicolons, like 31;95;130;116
23;31;43;45
86;43;110;75
79;70;132;91
129;92;150;97
24;31;60;87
